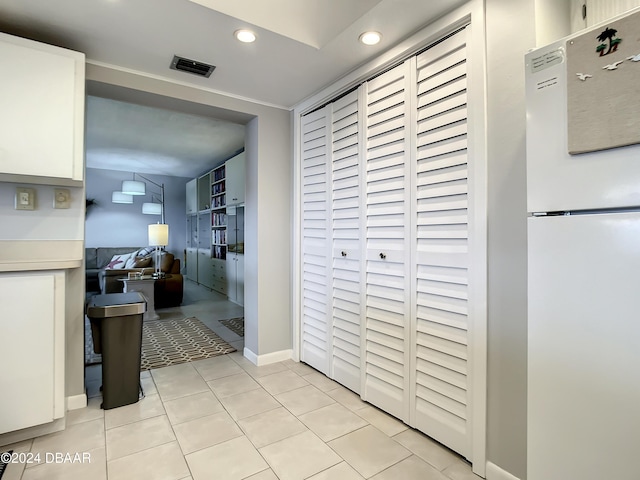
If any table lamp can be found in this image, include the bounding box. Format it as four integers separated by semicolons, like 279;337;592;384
148;223;169;279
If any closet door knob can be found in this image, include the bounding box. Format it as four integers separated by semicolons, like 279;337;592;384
379;253;386;259
341;251;347;257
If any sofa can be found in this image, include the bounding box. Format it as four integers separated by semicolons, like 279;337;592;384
85;247;183;308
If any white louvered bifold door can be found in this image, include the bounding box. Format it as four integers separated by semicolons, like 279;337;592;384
330;90;363;393
362;61;412;421
301;107;332;374
410;28;471;457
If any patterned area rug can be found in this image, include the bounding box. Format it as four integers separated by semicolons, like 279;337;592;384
141;317;236;370
85;316;102;365
219;317;244;337
85;317;236;370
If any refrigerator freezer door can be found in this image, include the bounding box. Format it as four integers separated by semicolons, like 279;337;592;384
528;212;640;480
525;41;640;213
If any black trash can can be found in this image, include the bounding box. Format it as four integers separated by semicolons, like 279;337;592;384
86;292;146;410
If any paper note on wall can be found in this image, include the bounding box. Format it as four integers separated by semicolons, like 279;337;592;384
567;9;640;154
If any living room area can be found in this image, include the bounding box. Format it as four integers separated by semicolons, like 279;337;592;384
83;93;247;377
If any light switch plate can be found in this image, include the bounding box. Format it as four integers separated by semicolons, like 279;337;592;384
15;187;36;210
54;188;71;209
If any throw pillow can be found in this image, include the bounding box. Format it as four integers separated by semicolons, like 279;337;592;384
159;252;175;273
124;250;139;269
138;246;155;257
106;253;132;269
133;256;152;268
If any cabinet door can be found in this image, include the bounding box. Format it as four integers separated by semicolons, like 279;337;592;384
236;254;244;306
186;179;197;214
0;34;84;181
186;248;198;282
362;61;412;421
197;173;211;211
197;249;213;288
330;90;362;394
300;107;332;374
0;271;64;434
226;255;237;301
226;152;245;205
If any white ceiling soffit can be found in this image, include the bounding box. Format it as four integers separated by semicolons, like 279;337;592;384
189;0;384;49
85;96;245;178
0;0;467;107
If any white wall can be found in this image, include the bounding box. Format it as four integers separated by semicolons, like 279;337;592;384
486;1;573;479
535;0;572;46
485;1;535;477
0;182;84;241
85;168;190;258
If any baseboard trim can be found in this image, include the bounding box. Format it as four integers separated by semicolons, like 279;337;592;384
66;394;87;411
243;347;293;366
486;462;521;480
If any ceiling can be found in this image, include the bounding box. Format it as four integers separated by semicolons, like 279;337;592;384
0;0;466;176
85;96;245;178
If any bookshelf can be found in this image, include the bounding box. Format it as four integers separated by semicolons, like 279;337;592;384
211;164;227;262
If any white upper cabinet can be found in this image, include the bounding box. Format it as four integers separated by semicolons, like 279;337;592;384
0;33;85;183
225;152;245;205
186;179;197;214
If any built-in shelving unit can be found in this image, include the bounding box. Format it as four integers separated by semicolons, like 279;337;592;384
185;152;244;302
211;164;227;262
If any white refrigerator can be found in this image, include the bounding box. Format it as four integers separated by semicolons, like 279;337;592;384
526;10;640;480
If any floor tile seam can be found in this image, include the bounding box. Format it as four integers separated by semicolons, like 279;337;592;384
272;390;339;420
269;380;328;401
105;436;177;464
195;367;248;383
150;390;197;480
176;428;245;457
103;391;164;430
157;386;212;403
27;421;107;463
16;448;109;479
180;433;273;480
390;431;462;473
351;409;410;438
362;452;424;480
104;410;167;431
295;408;372;443
65;411;105;428
234;406;311;449
324;436;413;480
256;430;344;480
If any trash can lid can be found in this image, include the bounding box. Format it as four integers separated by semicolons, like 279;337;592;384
87;292;147;318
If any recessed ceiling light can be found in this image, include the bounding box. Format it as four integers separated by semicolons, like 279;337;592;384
359;31;382;46
235;29;256;43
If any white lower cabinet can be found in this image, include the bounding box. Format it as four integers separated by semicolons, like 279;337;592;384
197;249;213;289
0;270;65;434
186;248;198;282
226;254;244;306
299;27;475;460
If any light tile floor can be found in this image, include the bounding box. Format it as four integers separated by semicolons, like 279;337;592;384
1;281;481;480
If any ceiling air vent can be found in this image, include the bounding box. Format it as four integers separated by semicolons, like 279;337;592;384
170;55;216;78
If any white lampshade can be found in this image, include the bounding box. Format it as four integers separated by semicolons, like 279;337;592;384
148;224;169;246
142;202;162;215
122;180;146;195
112;191;133;204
